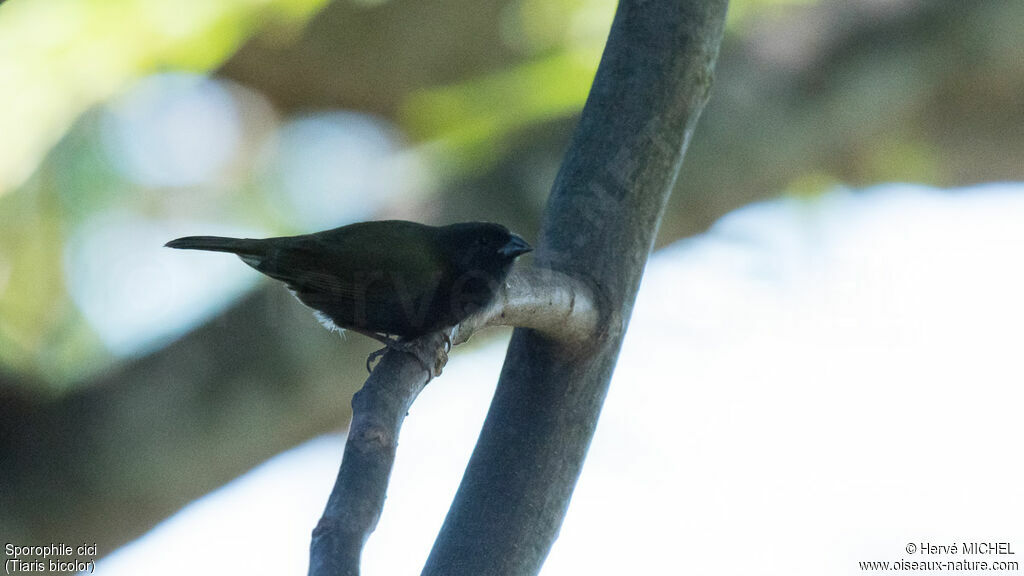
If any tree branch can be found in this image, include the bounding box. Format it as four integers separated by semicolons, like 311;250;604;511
308;268;599;575
308;335;439;576
422;1;729;575
452;267;598;347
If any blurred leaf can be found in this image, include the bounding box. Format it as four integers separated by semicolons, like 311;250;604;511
0;178;104;382
0;0;330;196
857;137;944;185
726;0;820;29
401;49;600;173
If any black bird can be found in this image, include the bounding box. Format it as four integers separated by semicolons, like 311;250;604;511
166;220;532;348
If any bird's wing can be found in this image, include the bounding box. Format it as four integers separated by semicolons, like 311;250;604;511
245;223;447;305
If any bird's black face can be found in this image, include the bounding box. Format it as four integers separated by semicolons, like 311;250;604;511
441;222;533;275
438;222;531;320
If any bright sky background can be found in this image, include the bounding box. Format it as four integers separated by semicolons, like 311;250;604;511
95;183;1024;575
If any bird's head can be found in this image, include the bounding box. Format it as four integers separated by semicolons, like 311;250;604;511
440;222;532;276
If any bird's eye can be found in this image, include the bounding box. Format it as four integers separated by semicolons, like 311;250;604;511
477;236;489;246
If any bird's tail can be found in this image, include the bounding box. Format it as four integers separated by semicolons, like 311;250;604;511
164;236;265;255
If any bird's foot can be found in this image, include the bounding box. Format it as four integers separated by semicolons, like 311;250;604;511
365;332;450;381
365;346;388;373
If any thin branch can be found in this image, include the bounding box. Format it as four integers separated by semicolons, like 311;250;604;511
308;268;598;576
308;334;438;576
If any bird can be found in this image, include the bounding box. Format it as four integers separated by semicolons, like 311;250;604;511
165;220;532;371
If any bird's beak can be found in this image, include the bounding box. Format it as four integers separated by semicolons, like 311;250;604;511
500;234;533;258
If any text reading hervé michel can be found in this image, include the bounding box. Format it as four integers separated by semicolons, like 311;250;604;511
858;541;1019;573
5;543;97;574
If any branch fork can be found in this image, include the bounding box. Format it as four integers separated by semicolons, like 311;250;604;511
311;0;727;571
308;267;597;575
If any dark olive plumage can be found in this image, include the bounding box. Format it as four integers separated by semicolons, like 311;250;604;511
165;220;532;339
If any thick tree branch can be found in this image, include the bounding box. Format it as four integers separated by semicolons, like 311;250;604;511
422;1;729;575
308;268;598;575
452;267;598;347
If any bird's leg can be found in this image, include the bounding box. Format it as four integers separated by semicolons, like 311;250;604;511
364;333;449;380
365;346;389;373
364;333;404;374
442;329;453;353
395;333;449;381
346;328;391;346
338;328;392;372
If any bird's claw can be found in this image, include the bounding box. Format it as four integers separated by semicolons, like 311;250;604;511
365;346;388;373
365;332;450;381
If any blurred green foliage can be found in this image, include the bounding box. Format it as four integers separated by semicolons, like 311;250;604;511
402;50;598;171
0;0;326;195
402;0;817;171
0;0;326;386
